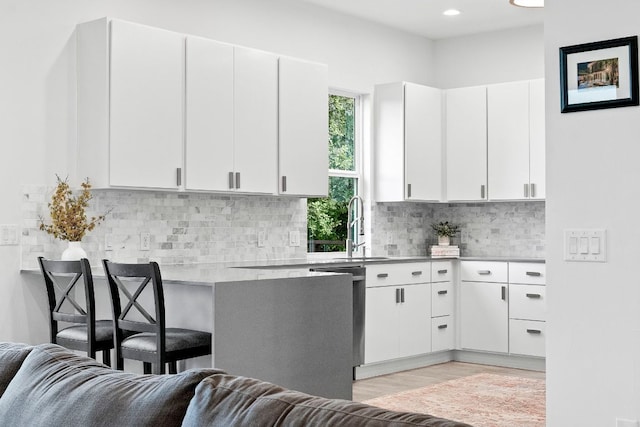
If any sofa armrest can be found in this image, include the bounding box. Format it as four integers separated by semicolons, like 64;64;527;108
0;342;34;398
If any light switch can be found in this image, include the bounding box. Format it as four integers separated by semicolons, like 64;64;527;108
569;237;578;254
579;237;589;254
564;229;606;262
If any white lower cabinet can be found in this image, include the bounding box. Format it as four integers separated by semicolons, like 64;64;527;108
364;263;431;364
431;261;454;352
508;262;546;357
460;261;509;353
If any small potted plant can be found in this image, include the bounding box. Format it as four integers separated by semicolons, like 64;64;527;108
431;221;460;246
39;175;107;260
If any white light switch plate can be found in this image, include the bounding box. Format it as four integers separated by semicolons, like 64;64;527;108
0;224;18;246
564;229;606;262
289;230;300;247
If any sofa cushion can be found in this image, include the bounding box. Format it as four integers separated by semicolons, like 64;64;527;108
181;374;472;427
0;343;223;426
0;342;34;398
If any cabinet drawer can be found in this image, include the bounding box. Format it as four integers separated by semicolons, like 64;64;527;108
432;316;455;352
366;262;430;288
431;260;453;282
509;319;545;357
432;282;454;317
460;261;508;283
509;262;546;285
509;284;546;321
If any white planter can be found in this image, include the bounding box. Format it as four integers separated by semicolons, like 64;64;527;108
61;241;87;260
438;235;451;246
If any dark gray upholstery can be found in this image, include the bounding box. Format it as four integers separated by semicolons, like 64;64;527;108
122;328;211;353
0;343;33;398
0;343;472;427
182;374;473;427
0;343;223;427
56;319;115;343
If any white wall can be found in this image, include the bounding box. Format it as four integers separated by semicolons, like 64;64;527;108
0;0;435;343
545;1;640;425
434;24;544;88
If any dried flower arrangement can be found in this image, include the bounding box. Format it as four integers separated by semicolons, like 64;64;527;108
39;175;107;242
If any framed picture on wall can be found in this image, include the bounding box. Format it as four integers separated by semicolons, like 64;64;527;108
559;35;639;113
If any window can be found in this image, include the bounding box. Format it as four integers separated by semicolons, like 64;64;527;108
307;91;362;253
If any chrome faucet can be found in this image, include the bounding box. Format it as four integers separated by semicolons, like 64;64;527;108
346;195;365;258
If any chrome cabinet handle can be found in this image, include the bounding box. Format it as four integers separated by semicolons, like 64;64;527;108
377;273;388;278
526;329;542;335
400;288;405;303
395;288;400;303
228;172;234;189
526;293;541;299
437;290;448;295
235;172;240;189
526;271;541;277
478;270;491;275
480;184;486;199
437;269;448;274
407;183;412;198
524;183;529;198
282;176;287;192
411;271;422;276
438;324;448;330
531;183;536;198
176;168;182;186
501;286;506;301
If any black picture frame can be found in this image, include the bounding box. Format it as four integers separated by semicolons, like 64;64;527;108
559;36;639;113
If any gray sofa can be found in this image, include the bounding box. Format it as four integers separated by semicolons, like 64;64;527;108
0;342;471;426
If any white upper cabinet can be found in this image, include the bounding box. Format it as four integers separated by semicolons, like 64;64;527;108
185;38;278;194
529;78;546;199
77;18;185;189
488;80;546;200
487;81;530;200
374;82;442;202
78;18;326;197
445;85;488;201
278;57;328;197
233;47;278;194
184;36;235;192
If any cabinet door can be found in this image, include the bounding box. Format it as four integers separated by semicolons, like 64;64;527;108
364;286;399;364
446;86;487;201
278;57;328;197
109;20;184;189
397;283;431;358
184;36;234;191
529;78;546;199
487;81;530;200
405;83;442;201
460;281;508;353
234;46;278;194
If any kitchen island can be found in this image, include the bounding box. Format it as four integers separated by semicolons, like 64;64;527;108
23;262;354;400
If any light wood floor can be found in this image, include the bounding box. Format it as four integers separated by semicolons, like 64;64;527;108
352;362;546;402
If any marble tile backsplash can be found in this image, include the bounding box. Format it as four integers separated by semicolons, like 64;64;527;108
21;187;307;269
22;185;545;269
371;201;545;259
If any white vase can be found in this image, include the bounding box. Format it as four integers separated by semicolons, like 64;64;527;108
61;241;87;260
438;235;450;246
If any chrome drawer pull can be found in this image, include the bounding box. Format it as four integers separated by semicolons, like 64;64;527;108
478;270;491;275
411;271;422;276
395;288;400;303
526;329;542;335
400;288;405;303
526;293;541;299
501;286;506;301
526;271;542;277
377;273;389;278
437;290;448;295
438;324;448;330
437;269;448;274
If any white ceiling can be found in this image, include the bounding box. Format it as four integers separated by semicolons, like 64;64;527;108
298;0;544;40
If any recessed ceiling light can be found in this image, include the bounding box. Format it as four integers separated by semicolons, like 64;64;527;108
509;0;544;7
443;9;461;16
